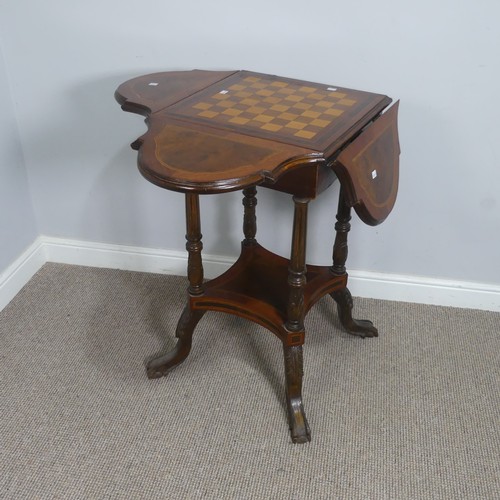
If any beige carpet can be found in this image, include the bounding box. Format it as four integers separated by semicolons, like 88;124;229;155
0;263;499;499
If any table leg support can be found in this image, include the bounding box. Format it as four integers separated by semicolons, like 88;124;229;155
283;197;311;443
286;197;309;333
146;193;207;379
242;186;257;246
186;193;204;296
330;188;378;338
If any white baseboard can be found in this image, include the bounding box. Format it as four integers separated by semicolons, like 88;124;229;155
40;236;232;279
347;270;500;313
1;235;499;313
0;238;47;312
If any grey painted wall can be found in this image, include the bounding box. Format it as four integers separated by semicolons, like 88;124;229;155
0;41;38;273
0;1;499;285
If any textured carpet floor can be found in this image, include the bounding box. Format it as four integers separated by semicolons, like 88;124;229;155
0;263;499;499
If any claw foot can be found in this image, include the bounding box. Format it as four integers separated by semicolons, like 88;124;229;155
146;306;205;379
330;288;378;338
283;345;311;444
287;397;311;443
344;318;378;338
146;341;188;379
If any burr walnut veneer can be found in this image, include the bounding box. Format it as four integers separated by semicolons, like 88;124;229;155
115;70;400;443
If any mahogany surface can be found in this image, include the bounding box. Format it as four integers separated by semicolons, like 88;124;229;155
115;70;393;197
115;70;400;444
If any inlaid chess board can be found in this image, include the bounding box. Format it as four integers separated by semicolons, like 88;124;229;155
164;71;384;150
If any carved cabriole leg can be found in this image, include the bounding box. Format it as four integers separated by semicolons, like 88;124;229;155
146;193;206;379
242;186;257;246
146;306;206;379
283;345;310;443
329;188;378;338
284;197;310;443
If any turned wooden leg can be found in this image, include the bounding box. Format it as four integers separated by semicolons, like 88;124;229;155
283;345;310;443
242;186;257;246
330;188;350;277
284;197;311;443
330;188;378;338
185;193;204;296
146;306;206;378
146;193;206;378
286;197;309;333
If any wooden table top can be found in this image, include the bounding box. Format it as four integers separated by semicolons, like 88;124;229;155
115;70;392;197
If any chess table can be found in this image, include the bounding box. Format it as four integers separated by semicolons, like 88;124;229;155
115;70;400;443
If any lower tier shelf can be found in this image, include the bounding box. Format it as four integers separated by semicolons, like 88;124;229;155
190;242;347;345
